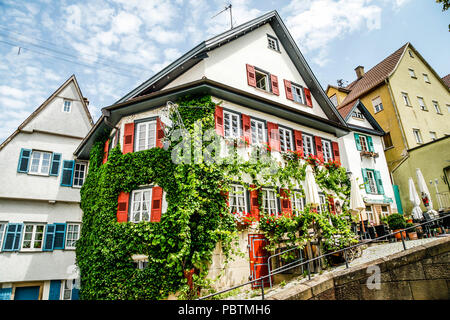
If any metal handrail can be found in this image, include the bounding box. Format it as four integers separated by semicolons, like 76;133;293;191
198;213;448;300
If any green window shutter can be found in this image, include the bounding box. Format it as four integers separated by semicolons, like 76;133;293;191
43;224;56;251
0;288;12;300
367;136;374;152
17;148;32;173
49;280;61;300
60;160;75;187
361;169;371;193
374;170;384;195
50;153;62;176
2;223;23;252
53;223;66;249
354;133;362;151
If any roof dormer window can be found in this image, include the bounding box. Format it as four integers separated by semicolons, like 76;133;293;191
267;35;280;52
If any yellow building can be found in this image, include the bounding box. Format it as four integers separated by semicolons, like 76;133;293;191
327;42;450;216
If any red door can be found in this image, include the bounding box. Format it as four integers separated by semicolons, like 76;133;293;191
248;234;271;289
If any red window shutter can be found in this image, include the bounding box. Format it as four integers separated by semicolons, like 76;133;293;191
156;117;164;148
249;185;260;221
328;196;336;215
304;88;312;107
270;74;279;96
151;186;163;222
332;141;341;165
214;105;224;137
241;114;252;145
294;130;304;157
123;123;135;154
246;64;256;87
314;136;324;162
284;79;294;100
267;122;280;152
102;139;110;164
280;188;292;218
117;191;129;223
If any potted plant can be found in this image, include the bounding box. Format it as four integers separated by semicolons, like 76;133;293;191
405;222;418;240
387;213;407;240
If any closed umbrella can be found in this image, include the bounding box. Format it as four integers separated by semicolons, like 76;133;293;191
416;168;438;218
304;165;320;209
409;177;423;220
350;175;366;234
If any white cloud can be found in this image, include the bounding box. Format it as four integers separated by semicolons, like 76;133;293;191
112;11;142;34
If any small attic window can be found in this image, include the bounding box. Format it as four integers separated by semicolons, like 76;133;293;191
63;99;72;113
408;50;414;58
352;110;364;119
267;35;280;52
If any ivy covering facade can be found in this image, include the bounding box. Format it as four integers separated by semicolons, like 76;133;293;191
76;95;357;300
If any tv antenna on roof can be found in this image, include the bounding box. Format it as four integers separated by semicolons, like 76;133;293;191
211;3;233;29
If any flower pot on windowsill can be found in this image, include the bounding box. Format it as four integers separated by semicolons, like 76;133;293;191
407;231;418;240
360;151;379;158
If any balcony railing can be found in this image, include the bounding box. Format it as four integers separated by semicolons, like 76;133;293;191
436;191;450;211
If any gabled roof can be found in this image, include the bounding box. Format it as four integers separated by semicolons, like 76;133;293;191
442;74;450;88
339;99;384;136
0;75;93;151
115;10;346;126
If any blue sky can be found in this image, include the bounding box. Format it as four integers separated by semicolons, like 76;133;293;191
0;0;449;143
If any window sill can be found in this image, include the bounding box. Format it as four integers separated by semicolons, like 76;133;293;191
420;109;429;112
384;146;395;151
374;109;384;114
28;172;50;177
253;86;274;95
267;46;281;54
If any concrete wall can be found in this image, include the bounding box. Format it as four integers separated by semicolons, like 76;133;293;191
392;136;450;215
268;237;450;300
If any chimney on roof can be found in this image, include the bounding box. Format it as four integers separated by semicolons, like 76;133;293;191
83;97;89;106
355;66;365;79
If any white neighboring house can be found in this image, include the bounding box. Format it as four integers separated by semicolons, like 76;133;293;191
0;75;93;300
337;99;398;226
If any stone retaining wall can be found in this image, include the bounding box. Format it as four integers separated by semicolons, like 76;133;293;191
268;237;450;300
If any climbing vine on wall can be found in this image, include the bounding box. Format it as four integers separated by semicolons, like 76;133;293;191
76;94;356;300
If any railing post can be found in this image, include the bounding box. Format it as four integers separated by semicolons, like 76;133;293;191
260;282;265;300
344;248;349;269
307;260;311;280
400;231;406;251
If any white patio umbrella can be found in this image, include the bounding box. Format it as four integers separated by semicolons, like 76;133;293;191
416;168;438;218
349;175;366;233
408;177;423;220
304;165;320;209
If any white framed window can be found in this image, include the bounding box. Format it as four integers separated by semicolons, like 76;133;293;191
366;171;378;194
302;134;314;157
73;162;87;188
62;100;71;113
318;194;327;213
291;191;304;216
267;35;280;51
223;110;240;139
29;151;52;175
65;223;81;249
135;120;157;152
292;84;304;104
261;188;278;215
372;97;383;113
401;92;411;106
255;69;269;91
447;104;450;114
134;260;149;270
413;129;423;144
330;94;338;107
432;101;441;114
279;127;293;152
250;119;265;145
0;223;5;249
22;223;45;250
408;68;416;78
352;111;364;119
417;97;427;111
61;279;75;300
380;205;389;217
130;189;152;222
430;131;437;141
366;205;376;224
322;140;333;162
359;135;369;152
423;74;430;83
229;184;247;214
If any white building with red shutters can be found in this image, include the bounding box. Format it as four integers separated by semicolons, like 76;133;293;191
75;11;351;289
